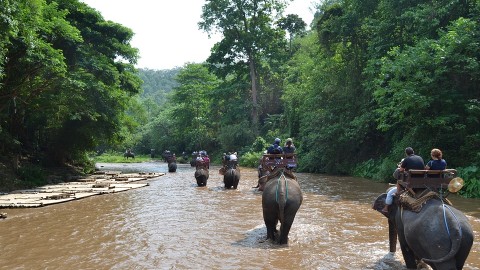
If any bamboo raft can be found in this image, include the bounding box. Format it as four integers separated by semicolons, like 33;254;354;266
0;171;164;208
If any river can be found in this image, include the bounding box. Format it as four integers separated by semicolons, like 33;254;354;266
0;162;478;269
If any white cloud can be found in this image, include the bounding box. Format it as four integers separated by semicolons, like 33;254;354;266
80;0;316;70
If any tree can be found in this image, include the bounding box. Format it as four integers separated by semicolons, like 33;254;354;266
168;63;220;151
277;14;306;53
199;0;290;132
0;0;141;166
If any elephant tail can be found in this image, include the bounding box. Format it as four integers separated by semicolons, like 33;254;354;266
276;174;288;224
421;204;462;264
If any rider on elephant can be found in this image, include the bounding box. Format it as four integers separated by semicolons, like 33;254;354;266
282;138;296;154
267;138;283;155
382;147;425;214
196;151;210;169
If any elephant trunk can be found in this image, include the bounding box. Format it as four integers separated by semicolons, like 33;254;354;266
388;219;397;253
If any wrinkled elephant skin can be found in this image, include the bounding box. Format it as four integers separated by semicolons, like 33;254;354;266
374;194;474;269
195;168;209;187
224;168;240;189
262;173;302;245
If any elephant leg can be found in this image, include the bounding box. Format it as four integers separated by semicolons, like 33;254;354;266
279;206;300;245
233;172;240;189
263;212;278;241
233;179;238;189
278;220;292;245
397;231;417;269
224;175;231;189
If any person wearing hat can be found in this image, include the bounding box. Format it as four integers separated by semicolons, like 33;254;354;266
283;138;296;154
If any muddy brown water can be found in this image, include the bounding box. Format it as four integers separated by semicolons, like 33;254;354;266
0;162;478;270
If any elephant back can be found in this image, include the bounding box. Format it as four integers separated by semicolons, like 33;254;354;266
223;166;240;189
258;167;296;191
226;160;238;169
398;191;451;213
168;162;177;172
262;170;302;205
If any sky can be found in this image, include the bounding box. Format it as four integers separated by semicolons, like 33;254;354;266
79;0;317;70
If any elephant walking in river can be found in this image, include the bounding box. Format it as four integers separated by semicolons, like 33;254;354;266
166;154;177;173
195;168;209;187
262;168;302;245
223;160;240;189
168;162;177;172
373;192;474;269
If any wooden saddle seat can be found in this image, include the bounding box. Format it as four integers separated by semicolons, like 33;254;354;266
260;153;297;172
196;159;209;170
398;169;457;195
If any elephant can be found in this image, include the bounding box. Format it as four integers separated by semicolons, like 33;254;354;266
373;191;474;269
262;168;303;245
162;150;172;162
168;162;177;172
195;168;209;187
166;154;177;172
223;161;240;189
123;150;134;159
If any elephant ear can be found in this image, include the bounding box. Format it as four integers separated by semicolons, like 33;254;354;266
372;193;389;218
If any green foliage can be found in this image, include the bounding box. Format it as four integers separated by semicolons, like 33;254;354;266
218;121;255;152
239;151;263;168
0;0;141;169
352;159;382;180
457;166;480;198
251;137;268;152
92;152;152;163
199;0;290;129
17;164;47;187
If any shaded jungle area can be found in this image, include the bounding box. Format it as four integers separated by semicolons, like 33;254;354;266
1;0;479;198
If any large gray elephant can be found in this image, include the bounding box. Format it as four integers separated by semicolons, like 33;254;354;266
223;161;240;189
262;168;303;245
373;191;474;269
166;155;177;172
195;168;209;186
168;162;177;172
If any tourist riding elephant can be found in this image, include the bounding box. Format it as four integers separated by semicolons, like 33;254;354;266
372;191;474;269
262;168;303;245
195;168;209;187
223;160;240;189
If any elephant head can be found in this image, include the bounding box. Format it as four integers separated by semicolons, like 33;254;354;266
262;168;303;245
373;190;474;269
195;168;209;187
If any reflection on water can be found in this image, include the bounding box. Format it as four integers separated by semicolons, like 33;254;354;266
0;162;478;269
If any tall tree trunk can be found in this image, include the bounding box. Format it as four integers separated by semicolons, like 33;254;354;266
248;54;259;133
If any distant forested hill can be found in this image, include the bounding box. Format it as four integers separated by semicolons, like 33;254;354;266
137;68;181;105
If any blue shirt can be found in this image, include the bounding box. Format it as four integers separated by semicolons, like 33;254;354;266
427;159;447;170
